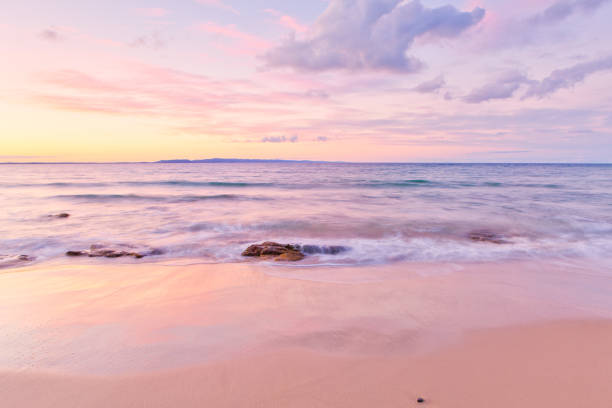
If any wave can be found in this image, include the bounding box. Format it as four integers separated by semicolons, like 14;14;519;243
119;180;276;188
482;182;563;189
3;180;277;188
51;194;259;203
352;180;435;188
4;182;109;188
3;179;564;190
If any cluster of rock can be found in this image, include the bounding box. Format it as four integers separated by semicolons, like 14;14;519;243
0;255;35;269
66;244;163;259
242;242;350;262
10;211;511;268
467;230;510;244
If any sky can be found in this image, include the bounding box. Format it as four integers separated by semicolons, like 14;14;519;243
1;0;611;162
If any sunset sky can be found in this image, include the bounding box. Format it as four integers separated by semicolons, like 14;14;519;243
1;0;611;162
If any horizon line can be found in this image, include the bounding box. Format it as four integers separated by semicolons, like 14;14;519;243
1;159;611;165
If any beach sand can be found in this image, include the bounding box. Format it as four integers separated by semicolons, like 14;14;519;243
2;320;612;407
1;260;612;407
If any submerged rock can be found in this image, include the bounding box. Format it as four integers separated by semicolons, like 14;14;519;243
242;242;305;262
48;213;70;219
0;255;35;269
65;244;163;259
468;230;510;244
297;244;349;255
274;251;305;262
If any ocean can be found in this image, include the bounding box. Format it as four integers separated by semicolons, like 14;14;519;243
1;162;612;268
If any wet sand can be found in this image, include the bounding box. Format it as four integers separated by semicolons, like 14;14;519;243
1;260;612;406
2;320;612;407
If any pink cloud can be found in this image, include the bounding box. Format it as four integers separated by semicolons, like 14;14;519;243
31;64;330;122
33;94;158;115
137;8;169;18
37;70;120;92
265;9;308;33
196;22;271;54
278;16;308;33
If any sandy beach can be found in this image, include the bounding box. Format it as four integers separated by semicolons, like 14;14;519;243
2;319;612;408
1;259;612;407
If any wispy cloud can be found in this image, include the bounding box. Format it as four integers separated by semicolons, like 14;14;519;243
262;135;299;143
265;9;308;33
483;0;612;49
129;32;166;50
195;0;239;15
464;71;531;103
412;75;446;93
197;22;271;55
524;54;612;98
263;0;485;72
527;0;610;26
464;55;612;102
31;64;334;126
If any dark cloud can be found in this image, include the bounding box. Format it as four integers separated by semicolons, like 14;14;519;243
527;0;610;26
261;135;299;143
262;0;484;72
489;0;611;49
523;55;612;98
316;136;329;142
465;55;612;103
464;71;531;103
412;75;445;93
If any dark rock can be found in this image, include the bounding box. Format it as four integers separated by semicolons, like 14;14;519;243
242;242;304;262
417;397;425;403
468;230;509;244
274;251;305;262
65;244;162;259
242;242;350;262
48;213;70;218
0;254;35;269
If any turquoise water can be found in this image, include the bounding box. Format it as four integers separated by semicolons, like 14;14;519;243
1;163;611;267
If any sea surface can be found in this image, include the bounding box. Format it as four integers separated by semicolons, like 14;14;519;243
1;163;611;268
